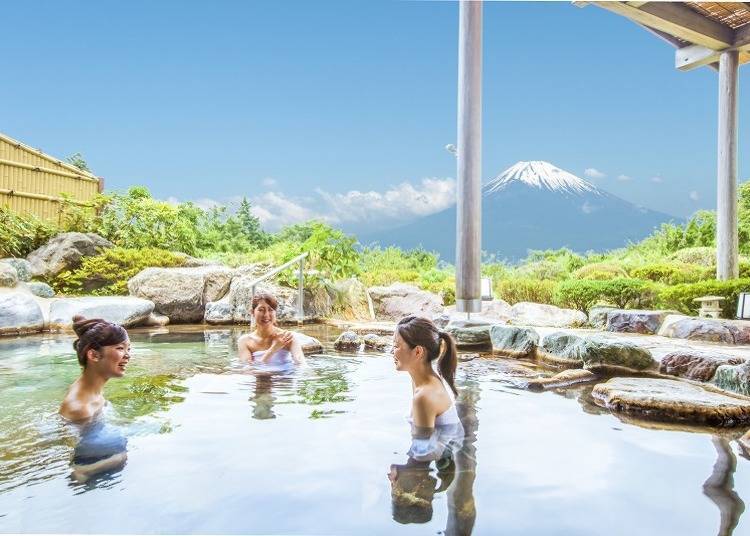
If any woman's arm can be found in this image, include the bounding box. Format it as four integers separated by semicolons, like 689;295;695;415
289;332;306;365
411;392;437;430
259;330;293;363
238;334;255;361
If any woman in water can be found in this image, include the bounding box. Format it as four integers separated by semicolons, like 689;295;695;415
59;315;130;482
238;291;306;370
392;315;463;461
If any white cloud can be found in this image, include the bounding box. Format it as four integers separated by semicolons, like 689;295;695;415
584;168;606;179
262;177;277;188
249;191;332;230
616;174;632;181
689;190;700;201
651;175;663;183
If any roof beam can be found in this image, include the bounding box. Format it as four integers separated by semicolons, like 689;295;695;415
676;44;720;71
592;1;735;49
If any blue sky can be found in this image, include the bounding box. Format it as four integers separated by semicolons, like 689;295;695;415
2;0;747;230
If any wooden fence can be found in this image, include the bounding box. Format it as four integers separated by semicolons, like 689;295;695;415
0;132;103;222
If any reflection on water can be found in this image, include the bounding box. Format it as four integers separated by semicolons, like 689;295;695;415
1;326;750;534
704;437;745;536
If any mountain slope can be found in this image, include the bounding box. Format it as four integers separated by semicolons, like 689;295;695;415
360;161;676;262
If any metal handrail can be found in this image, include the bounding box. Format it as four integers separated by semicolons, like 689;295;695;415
249;252;309;322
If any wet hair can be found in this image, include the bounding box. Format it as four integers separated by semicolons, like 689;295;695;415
396;315;458;396
251;292;278;312
72;315;128;367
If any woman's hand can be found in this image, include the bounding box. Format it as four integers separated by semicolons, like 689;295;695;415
271;330;294;350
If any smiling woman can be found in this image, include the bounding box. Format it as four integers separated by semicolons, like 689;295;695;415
59;315;131;422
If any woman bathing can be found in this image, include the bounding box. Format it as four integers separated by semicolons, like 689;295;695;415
59;315;130;482
238;291;306;371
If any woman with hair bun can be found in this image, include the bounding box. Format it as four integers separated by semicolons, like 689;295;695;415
59;315;131;422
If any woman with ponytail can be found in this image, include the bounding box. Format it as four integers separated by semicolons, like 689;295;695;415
60;315;131;422
392;315;463;463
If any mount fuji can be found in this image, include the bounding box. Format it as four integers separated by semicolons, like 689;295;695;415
361;161;677;262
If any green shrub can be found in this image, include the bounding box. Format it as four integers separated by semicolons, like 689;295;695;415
495;277;556;305
359;269;421;287
0;207;57;257
51;247;187;296
670;247;716;266
554;278;656;312
629;263;711;285
657;279;750;317
572;262;628;280
514;260;569;281
359;246;439;273
420;277;456;306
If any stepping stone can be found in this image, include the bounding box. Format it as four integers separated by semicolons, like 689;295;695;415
592;377;750;426
606;309;675;335
445;318;494;349
362;333;392;352
525;369;598;392
538;332;585;368
333;331;362;351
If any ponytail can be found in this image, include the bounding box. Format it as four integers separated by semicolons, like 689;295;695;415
437;331;458;396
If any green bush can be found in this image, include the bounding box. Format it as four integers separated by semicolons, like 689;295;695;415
359;246;439;273
495;277;556;305
51;247;187;296
0;207;57;257
514;260;569;281
421;277;456;306
657;279;750;317
670;247;716;266
572;262;628;280
554;278;655;312
628;263;711;285
359;269;421;287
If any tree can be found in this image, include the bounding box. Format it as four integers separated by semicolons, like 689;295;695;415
66;152;91;172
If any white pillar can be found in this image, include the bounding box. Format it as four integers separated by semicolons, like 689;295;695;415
717;50;739;280
455;0;483;313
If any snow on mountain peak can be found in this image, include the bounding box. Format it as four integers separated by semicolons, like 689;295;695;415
484;161;600;196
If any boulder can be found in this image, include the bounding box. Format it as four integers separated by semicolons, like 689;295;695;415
296;332;323;354
444;299;512;324
26;282;55;298
334;331;362;351
606;309;674;335
578;335;654;372
0;264;18;288
658;315;739;344
526;369;598;391
538;332;586;368
204;274;329;325
508;302;587;328
129;266;234;323
363;333;392;352
0;258;32;282
0;290;45;335
660;350;745;382
26;232;113;278
445;318;493;348
588;306;617;329
367;283;443;321
489;325;539;358
142;312;170;327
332;278;372;320
592;377;750;426
712;362;750;397
49;297;155;330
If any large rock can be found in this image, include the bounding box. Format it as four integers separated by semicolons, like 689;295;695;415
296;332;323;354
509;302;587;328
606;309;673;335
445;318;493;348
657;314;748;345
0;264;18;288
334;331;362;351
712;362;750;397
0;290;45;335
0;258;32;282
332;278;372;320
660;350;745;382
444;299;512;324
363;333;392;352
538;332;586;368
26;282;55;298
540;332;653;371
26;232;113;278
592;377;750;426
49;297;154;330
490;325;539;358
129;266;234;323
367;283;443;321
588;306;617;329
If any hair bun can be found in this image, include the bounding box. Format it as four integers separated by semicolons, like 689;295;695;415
72;315;104;337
